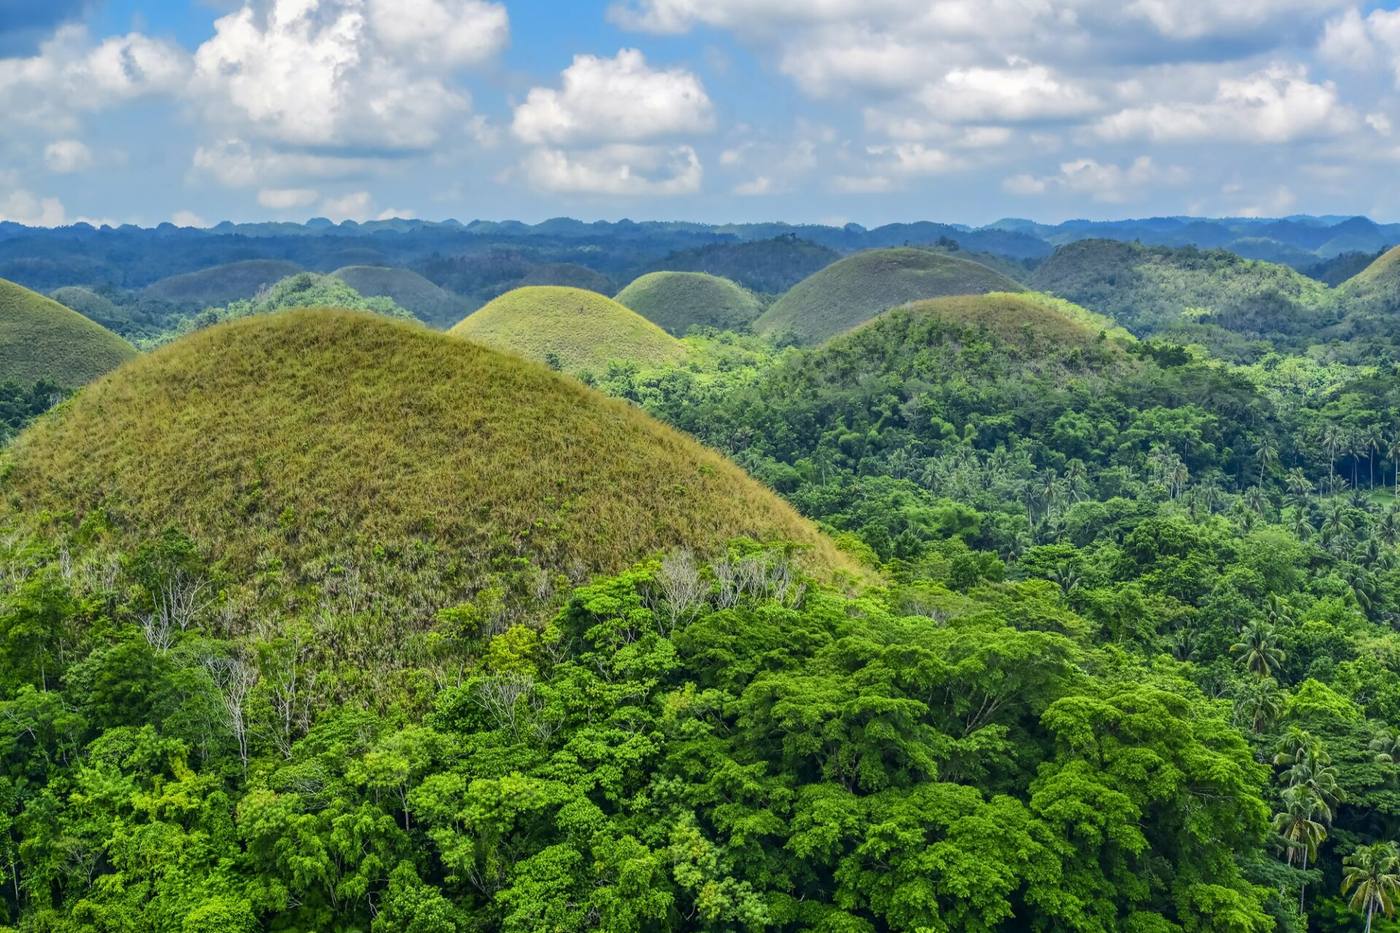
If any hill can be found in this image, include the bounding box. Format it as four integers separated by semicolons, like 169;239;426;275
1029;240;1337;348
3;309;847;630
640;236;840;294
49;285;124;326
1335;245;1400;337
614;271;764;335
165;272;414;341
858;291;1131;349
754;248;1024;345
0;277;138;387
451;286;685;373
331;265;466;329
142;259;303;308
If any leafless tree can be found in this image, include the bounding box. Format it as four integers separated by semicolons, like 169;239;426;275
204;650;258;771
140;570;213;652
472;671;538;739
655;549;706;633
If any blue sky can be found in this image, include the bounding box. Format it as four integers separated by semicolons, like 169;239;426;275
3;0;1400;227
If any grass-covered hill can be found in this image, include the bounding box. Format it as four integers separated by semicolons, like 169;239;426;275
142;259;303;309
49;285;123;326
164;272;414;342
614;271;764;335
331;265;466;329
1029;239;1338;350
859;291;1131;350
1335;245;1400;336
3;309;847;628
451;285;685;373
754;247;1024;345
639;235;841;294
0;277;138;387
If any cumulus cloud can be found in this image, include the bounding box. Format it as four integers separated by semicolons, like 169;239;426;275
916;60;1099;123
521;144;702;196
1003;155;1186;202
257;187;320;209
170;210;208;228
512;49;713;145
44;139;92;173
191;0;507;149
1095;65;1355;144
0;189;67;226
1319;7;1400;83
0;25;189;131
192;139;381;188
320;190;374;221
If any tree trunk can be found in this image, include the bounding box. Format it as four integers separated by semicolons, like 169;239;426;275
1366;899;1374;933
1299;847;1308;914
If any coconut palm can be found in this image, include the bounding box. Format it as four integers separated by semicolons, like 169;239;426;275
1362;424;1384;490
1231;620;1285;679
1285;467;1314;505
1256;436;1279;485
1342;842;1400;933
1322;500;1355;550
1274;784;1328;912
1389;434;1400;498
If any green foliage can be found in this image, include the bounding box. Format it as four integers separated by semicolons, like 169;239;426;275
332;265;467;329
452;286;686;374
754;247;1025;345
141;259;303;309
165;272;414;340
0;277;138;388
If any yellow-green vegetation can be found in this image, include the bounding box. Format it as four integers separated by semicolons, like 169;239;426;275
0;277;138;387
49;286;122;324
614;271;765;335
331;265;466;329
859;291;1133;347
1337;245;1400;334
754;247;1024;344
451;285;685;373
4;309;846;624
142;259;303;307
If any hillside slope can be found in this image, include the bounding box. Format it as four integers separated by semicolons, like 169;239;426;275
142;259;303;308
1336;245;1400;336
451;286;685;373
858;292;1131;348
615;271;764;335
755;248;1024;344
4;310;845;628
331;265;466;328
0;277;138;387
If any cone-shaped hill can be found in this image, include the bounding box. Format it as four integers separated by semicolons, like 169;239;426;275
0;277;138;387
754;248;1025;345
615;271;764;335
331;265;466;329
1336;245;1400;335
451;286;684;373
4;309;846;625
143;259;303;308
851;292;1132;348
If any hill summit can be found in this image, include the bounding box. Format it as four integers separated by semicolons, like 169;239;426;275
615;271;764;335
4;309;844;632
451;286;684;373
754;248;1024;344
0;277;138;387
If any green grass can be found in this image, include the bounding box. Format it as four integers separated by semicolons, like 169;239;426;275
49;286;123;325
614;271;764;335
3;309;849;626
451;286;685;374
143;260;303;308
754;248;1024;345
331;266;467;329
1335;246;1400;336
0;277;138;387
861;292;1132;347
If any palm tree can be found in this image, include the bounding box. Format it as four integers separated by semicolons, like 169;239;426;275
1362;425;1384;491
1263;594;1295;629
1234;676;1281;733
1256;436;1279;486
1388;434;1400;498
1322;423;1348;493
1322;500;1355;551
1342;842;1400;933
1231;621;1285;679
1285;753;1341;826
1291;507;1314;541
1378;508;1400;549
1371;728;1400;766
1243;485;1269;518
1274;785;1328;912
1286;467;1314;505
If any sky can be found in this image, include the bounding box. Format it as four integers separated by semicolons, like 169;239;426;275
3;0;1400;227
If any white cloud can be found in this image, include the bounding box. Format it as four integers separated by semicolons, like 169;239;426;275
1121;0;1349;40
916;60;1100;123
1319;7;1400;83
192;139;380;188
257;187;320;209
320;190;374;221
192;0;507;149
0;25;189;131
375;207;414;220
512;49;713;145
733;176;774;195
1234;184;1298;217
44;139;92;173
171;210;208;227
0;189;67;226
1002;155;1185;202
1095;65;1354;143
521;144;702;196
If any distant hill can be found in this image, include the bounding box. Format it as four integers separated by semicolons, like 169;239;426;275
0;277;138;387
166;272;415;341
4;309;847;641
754;248;1024;345
639;236;840;294
1029;240;1338;345
451;286;685;374
331;266;466;329
615;272;764;335
856;292;1131;349
49;285;125;326
142;260;303;308
1335;246;1400;336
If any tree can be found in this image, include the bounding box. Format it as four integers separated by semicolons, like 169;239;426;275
1341;842;1400;933
1231;621;1285;679
1256;436;1279;486
1273;784;1327;912
1321;423;1347;493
